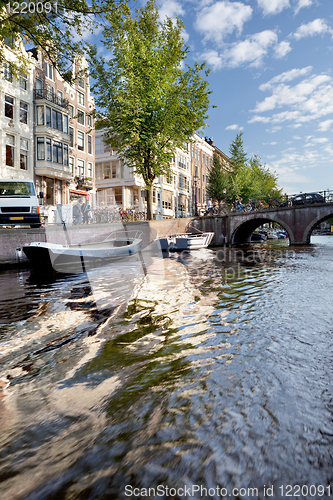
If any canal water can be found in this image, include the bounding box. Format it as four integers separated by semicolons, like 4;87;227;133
0;236;332;500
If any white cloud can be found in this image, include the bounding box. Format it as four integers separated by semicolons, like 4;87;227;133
158;0;184;20
293;136;302;139
294;19;333;40
318;119;333;132
220;30;278;68
259;66;313;91
274;41;292;58
265;125;282;133
250;71;333;128
194;1;252;45
200;49;223;70
294;0;313;16
226;124;244;131
311;137;329;143
256;0;290;16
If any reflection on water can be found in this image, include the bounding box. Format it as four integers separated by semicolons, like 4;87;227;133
0;237;333;499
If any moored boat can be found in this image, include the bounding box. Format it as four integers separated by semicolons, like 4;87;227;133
23;230;142;273
159;232;214;251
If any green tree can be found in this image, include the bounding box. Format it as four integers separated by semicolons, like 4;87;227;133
207;153;231;208
208;133;282;208
0;0;100;82
228;132;248;201
88;0;212;219
247;155;282;201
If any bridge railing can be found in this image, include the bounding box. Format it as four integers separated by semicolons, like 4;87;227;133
203;190;333;215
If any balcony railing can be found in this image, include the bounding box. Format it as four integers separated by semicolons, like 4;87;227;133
34;89;69;110
75;176;93;190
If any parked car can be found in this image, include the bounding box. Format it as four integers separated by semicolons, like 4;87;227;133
290;192;325;206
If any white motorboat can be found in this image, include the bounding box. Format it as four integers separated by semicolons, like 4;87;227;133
23;230;142;273
159;232;214;251
266;231;279;239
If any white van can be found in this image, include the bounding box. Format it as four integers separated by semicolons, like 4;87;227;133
0;179;41;228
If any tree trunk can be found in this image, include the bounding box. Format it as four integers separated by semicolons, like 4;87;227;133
147;188;153;220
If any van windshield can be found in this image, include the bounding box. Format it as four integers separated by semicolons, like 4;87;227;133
0;182;35;197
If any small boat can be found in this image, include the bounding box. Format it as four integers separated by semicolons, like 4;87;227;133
266;231;279;239
23;230;143;273
251;232;266;242
159;232;214;251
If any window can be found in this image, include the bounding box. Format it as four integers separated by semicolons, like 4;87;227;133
77;109;84;125
87;114;92;127
77;91;85;106
5;95;14;119
77;159;85;176
69;156;74;175
52;141;63;164
78;76;85;89
6;134;15;166
88;135;92;154
20;102;28;124
179;174;186;189
46;138;51;161
69;127;74;147
37;105;44;125
77;130;84;151
46;106;51;127
3;62;12;82
63;115;68;134
20;139;28;170
20;72;27;90
37;137;45;160
46;84;54;101
57;90;63;106
35;78;42;96
45;61;53;80
63;144;69;166
95;136;102;154
68;104;74;118
52;109;63;131
88;162;93;178
4;36;14;48
178;155;186;169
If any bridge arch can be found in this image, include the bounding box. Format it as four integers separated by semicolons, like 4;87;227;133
304;211;333;243
231;215;293;246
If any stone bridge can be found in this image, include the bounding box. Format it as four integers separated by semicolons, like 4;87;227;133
194;202;333;246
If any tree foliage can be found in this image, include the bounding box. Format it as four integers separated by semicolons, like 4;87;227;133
0;0;101;82
208;133;282;206
207;153;230;204
88;0;212;219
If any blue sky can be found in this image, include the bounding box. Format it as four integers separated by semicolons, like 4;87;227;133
91;0;333;195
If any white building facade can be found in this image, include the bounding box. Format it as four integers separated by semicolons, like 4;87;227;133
0;43;34;181
95;131;195;218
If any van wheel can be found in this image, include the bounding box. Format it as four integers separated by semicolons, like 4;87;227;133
31;224;41;228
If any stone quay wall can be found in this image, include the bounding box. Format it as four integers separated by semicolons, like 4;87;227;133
0;218;192;268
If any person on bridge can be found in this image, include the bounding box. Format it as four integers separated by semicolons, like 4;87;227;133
236;198;244;212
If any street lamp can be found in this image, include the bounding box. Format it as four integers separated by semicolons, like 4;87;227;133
193;175;199;216
223;187;227;208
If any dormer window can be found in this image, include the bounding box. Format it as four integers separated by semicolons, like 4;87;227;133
45;62;53;80
78;76;85;89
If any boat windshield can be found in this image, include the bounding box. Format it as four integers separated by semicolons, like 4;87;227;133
0;182;35;197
